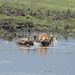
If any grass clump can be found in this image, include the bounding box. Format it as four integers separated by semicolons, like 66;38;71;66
0;0;75;37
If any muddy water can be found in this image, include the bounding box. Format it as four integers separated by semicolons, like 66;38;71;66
0;37;75;75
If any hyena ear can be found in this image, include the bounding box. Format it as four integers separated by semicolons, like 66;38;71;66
49;40;51;43
33;35;38;42
33;35;36;41
34;35;37;40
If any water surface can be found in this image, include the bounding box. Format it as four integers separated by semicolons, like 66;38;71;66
0;37;75;75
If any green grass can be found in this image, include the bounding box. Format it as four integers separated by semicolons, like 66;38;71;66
0;0;75;11
0;0;75;37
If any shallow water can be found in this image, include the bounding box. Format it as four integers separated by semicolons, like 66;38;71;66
0;37;75;75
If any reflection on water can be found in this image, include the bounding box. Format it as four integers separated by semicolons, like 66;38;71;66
19;46;48;56
38;47;48;55
17;42;55;56
0;37;75;75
